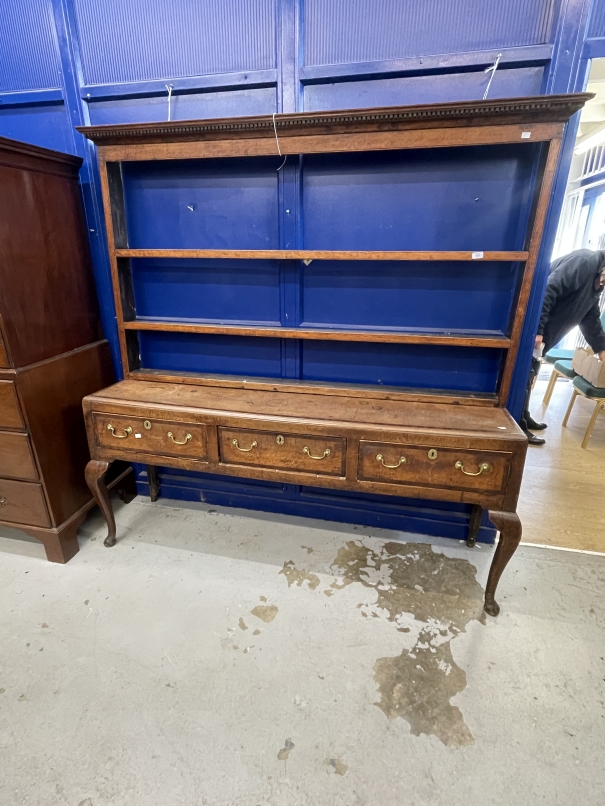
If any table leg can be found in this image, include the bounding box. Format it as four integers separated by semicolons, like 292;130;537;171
85;460;116;547
147;465;160;502
466;504;482;548
484;510;522;617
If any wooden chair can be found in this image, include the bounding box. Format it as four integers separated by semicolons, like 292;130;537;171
562;375;605;448
542;359;576;408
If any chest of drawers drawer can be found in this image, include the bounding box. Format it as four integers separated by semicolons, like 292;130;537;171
93;413;208;460
0;381;24;430
0;478;50;527
0;432;38;480
219;427;346;477
358;440;511;494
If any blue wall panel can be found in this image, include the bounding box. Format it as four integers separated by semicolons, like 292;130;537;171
305;67;545;111
0;0;596;544
87;87;277;126
73;0;276;84
301;261;518;335
0;103;72;152
132;259;281;326
0;0;62;92
304;0;557;66
302;147;537;251
123;158;280;249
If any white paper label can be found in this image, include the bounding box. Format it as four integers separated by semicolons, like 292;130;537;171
135;433;142;438
471;251;484;260
521;131;531;139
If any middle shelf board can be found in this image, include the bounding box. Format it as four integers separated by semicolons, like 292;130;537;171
122;320;511;348
115;249;529;262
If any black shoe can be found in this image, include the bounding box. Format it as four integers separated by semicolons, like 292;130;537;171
526;415;547;431
522;427;545;445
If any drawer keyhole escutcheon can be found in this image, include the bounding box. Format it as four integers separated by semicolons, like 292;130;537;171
107;424;132;439
303;446;330;460
428;449;438;460
143;420;151;430
167;431;192;445
455;461;491;476
0;497;7;508
276;435;285;445
233;438;258;452
376;454;406;469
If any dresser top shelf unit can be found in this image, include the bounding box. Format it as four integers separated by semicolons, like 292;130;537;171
78;93;591;408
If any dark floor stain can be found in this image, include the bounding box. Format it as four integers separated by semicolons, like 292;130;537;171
328;540;485;747
324;757;348;775
277;738;294;760
324;590;334;597
251;605;278;623
259;596;267;602
238;618;248;631
17;694;26;702
0;688;5;694
253;629;261;636
41;623;48;628
301;545;314;554
280;560;320;590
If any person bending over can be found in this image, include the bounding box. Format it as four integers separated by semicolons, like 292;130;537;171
522;248;605;445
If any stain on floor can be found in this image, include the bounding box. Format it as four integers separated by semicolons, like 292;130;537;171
324;757;348;776
277;738;295;760
280;560;320;590
282;540;485;748
251;604;278;623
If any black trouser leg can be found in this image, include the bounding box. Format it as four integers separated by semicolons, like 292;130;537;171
520;357;541;430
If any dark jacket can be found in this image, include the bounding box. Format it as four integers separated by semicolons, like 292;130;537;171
538;249;605;353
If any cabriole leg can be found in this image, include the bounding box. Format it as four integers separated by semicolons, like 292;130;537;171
85;460;116;547
484;511;522;617
467;504;483;548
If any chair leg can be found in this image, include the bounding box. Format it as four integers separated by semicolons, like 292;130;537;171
542;368;561;408
562;389;579;427
581;400;605;449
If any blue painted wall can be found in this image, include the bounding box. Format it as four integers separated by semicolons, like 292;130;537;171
1;0;601;543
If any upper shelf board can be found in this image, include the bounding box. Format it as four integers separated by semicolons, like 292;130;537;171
78;94;592;149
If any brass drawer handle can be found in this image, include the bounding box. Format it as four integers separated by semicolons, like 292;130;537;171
232;438;258;452
0;496;7;508
376;453;406;468
455;461;491;476
107;424;132;439
167;431;192;445
303;446;331;460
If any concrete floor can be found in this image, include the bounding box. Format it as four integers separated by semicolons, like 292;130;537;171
1;497;604;806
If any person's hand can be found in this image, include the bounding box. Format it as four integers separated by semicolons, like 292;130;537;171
598;350;605;362
534;335;543;349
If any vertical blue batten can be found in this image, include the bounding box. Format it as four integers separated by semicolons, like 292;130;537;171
1;0;603;543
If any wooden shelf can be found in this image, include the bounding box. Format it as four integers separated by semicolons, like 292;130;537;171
129;368;500;407
115;248;528;262
123;320;511;348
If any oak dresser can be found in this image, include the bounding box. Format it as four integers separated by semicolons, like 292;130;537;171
78;94;590;615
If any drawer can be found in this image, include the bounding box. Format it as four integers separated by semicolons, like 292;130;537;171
219;427;346;477
93;413;208;460
0;432;38;480
0;478;50;527
0;380;24;430
358;441;511;494
0;332;9;368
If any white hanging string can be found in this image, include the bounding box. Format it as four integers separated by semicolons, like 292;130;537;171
483;54;502;100
272;112;288;171
166;84;173;121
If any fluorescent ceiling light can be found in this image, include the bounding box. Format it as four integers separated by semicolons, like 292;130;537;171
575;124;605;154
